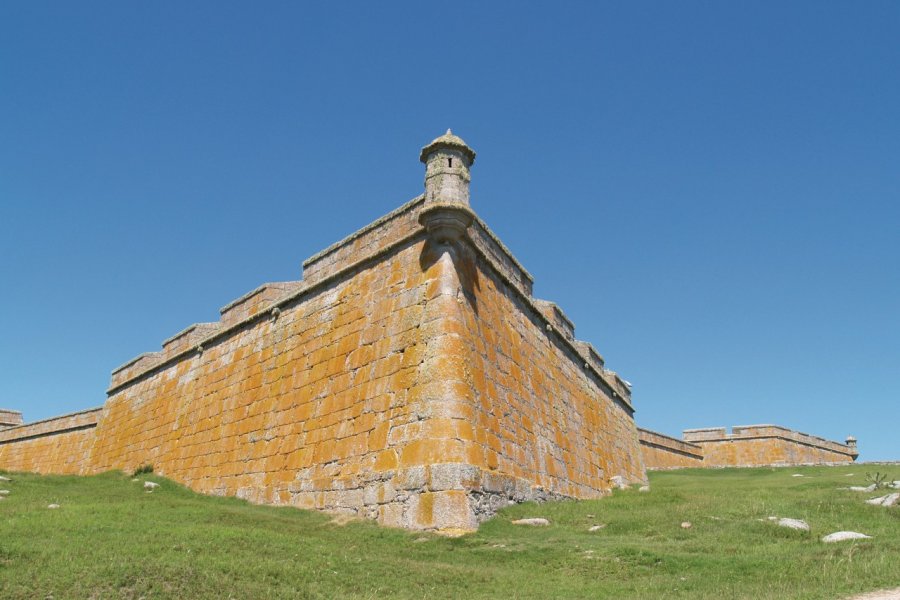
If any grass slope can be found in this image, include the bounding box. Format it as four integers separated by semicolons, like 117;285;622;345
1;465;898;599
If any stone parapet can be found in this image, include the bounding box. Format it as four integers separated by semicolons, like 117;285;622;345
0;407;102;444
220;282;302;327
302;196;426;285
638;427;704;470
0;409;23;429
162;322;221;358
683;427;728;442
683;424;857;467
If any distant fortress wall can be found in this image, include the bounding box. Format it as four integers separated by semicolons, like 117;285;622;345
640;425;858;470
637;428;703;469
0;408;102;474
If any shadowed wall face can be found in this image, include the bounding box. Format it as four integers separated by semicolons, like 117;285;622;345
455;243;646;501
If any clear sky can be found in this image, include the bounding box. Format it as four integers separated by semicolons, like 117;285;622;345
1;2;897;461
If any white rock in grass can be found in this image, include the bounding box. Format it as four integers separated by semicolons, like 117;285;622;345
588;524;606;532
680;521;692;529
0;490;9;495
890;481;900;489
821;531;871;543
47;504;60;509
847;485;877;492
792;474;805;477
512;518;549;526
144;481;160;490
777;518;810;531
639;485;650;492
0;476;10;481
609;476;628;490
866;493;900;507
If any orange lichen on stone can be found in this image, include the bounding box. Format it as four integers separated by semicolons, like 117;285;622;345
641;425;857;470
0;408;102;474
638;428;704;470
0;132;651;532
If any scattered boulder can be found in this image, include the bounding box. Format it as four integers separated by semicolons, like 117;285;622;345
680;521;692;529
131;478;140;483
866;493;900;507
47;504;60;509
847;485;878;492
0;490;9;496
639;485;650;492
821;531;871;543
792;474;805;478
512;518;549;526
609;476;628;490
588;524;606;532
890;481;900;490
144;481;160;490
776;518;810;531
0;476;10;482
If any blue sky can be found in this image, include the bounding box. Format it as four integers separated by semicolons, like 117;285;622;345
1;2;897;461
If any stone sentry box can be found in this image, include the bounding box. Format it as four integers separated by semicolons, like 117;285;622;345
2;131;647;532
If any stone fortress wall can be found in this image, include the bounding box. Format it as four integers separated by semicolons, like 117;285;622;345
0;131;646;532
640;425;858;470
0;408;102;474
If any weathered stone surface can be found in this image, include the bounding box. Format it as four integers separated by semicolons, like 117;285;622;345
822;531;872;543
0;132;647;532
610;476;628;490
0;408;102;474
866;493;900;507
776;518;810;531
512;518;549;526
642;424;857;470
47;504;60;509
144;481;160;490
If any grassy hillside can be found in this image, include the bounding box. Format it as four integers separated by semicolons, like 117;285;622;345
1;465;897;599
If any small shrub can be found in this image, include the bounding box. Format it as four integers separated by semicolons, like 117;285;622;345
864;471;891;489
133;464;154;476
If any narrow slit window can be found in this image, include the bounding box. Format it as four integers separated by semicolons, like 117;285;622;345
448;158;453;167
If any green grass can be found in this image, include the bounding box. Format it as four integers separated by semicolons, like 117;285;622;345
1;466;898;599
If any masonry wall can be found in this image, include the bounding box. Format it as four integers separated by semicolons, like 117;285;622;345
638;428;704;470
0;409;101;474
447;239;646;509
683;426;857;467
90;219;450;526
0;195;647;532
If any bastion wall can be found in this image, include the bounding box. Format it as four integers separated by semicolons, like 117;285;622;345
640;425;858;470
0;130;648;532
